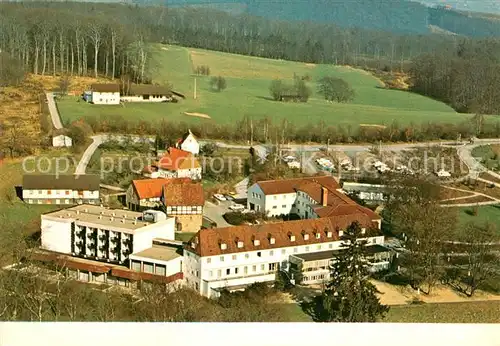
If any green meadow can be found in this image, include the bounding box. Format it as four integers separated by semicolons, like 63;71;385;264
58;44;487;128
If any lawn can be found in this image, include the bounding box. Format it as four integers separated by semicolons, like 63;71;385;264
58;44;493;129
472;145;500;171
458;205;500;233
384;300;500;323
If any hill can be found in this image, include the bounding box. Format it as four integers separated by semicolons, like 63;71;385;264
58;44;481;131
130;0;500;37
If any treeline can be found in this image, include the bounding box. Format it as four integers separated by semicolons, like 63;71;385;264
410;40;500;114
81;114;500;145
0;3;151;83
0;1;459;74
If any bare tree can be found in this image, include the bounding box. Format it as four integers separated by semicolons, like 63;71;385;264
88;20;103;78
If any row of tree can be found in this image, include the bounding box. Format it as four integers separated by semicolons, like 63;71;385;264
410;42;500;114
0;4;151;83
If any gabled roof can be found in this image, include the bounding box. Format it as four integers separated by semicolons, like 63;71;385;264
23;174;100;191
91;84;120;93
187;215;379;257
178;129;197;145
255;176;339;195
126;84;172;96
163;182;204;206
157;147;200;171
132;178;192;200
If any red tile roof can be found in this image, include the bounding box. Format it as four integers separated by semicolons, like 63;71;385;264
157;147;200;171
187;215;380;257
256;176;340;195
132;178;192;200
163;182;204;206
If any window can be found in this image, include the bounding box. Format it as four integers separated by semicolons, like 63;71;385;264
270;237;275;244
220;256;225;262
260;264;265;271
254;240;260;246
252;265;256;272
220;243;227;250
209;271;213;277
245;253;249;259
304;234;309;240
294;247;298;253
269;263;278;271
237;241;244;248
305;246;310;252
38;190;42;195
226;268;230;275
327;231;332;238
315;233;321;239
207;258;211;264
290;235;295;242
47;190;52;195
244;266;248;274
217;270;221;278
269;250;274;256
272;206;277;209
281;249;286;255
232;255;237;260
283;195;286;199
282;205;286;208
317;245;321;250
329;244;333;249
257;251;262;257
273;196;277;200
235;268;239;274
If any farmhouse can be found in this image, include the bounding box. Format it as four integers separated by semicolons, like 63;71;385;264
22;174;100;205
52;134;72;147
184;215;389;298
143;147;202;180
176;129;199;155
161;181;204;233
126;177;192;211
121;84;174;103
86;84;120;105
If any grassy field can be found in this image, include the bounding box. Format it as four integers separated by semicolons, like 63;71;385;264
458;205;500;232
472;145;500;171
384;300;500;323
57;44;492;128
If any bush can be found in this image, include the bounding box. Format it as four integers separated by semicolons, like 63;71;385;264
223;211;265;225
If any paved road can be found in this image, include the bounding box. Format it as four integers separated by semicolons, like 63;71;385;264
457;140;500;179
75;134;155;174
46;92;63;130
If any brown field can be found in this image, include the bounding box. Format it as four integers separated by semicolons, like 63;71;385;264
449;180;500;199
440;186;475;200
480;172;500;184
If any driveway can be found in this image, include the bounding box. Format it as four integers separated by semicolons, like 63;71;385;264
46;92;63;130
203;200;233;228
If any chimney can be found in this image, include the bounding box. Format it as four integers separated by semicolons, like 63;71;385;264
321;187;328;206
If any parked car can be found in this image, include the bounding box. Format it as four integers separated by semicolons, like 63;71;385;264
229;203;245;211
225;194;235;201
213;194;226;201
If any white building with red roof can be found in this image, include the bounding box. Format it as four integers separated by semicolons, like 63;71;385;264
126;177;192;211
143;147;202;180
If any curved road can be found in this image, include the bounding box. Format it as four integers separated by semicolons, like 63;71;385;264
46;92;63;130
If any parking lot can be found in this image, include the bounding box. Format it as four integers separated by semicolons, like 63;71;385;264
203;197;248;228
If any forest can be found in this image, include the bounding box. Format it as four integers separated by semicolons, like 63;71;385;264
134;0;500;37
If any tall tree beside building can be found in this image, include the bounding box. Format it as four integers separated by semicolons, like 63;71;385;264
321;222;389;322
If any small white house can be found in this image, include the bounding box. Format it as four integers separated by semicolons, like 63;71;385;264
52;135;72;147
89;84;120;105
176;129;199;155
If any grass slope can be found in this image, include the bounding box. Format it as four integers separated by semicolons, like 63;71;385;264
59;44;484;128
458;205;500;234
384;300;500;323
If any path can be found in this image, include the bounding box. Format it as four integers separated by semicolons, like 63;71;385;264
46;92;63;130
203;200;230;227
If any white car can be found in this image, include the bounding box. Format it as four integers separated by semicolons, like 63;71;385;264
229;203;245;211
213;194;226;201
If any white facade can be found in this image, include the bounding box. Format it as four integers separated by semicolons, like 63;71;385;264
129;254;182;276
23;189;99;205
247;184;297;217
92;91;120;105
184;235;385;298
52;135;73;147
179;132;200;155
40;206;176;264
121;95;172;103
156;167;202;180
